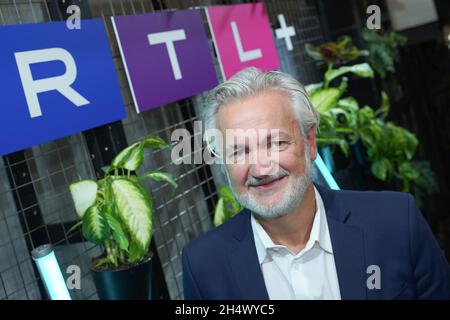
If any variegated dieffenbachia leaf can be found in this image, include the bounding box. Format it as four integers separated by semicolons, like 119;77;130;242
140;171;178;190
128;241;146;263
104;210;129;253
111;142;143;171
82;205;109;245
142;135;169;149
310;78;348;113
69;180;98;218
111;179;152;262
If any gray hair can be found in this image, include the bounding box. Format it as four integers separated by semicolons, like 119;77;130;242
201;67;319;157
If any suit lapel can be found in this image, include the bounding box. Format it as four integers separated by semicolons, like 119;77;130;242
226;187;367;300
227;210;269;300
317;185;368;299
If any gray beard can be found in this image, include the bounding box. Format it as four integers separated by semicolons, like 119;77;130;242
225;153;312;219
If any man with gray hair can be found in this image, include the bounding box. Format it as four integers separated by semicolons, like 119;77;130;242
182;67;450;300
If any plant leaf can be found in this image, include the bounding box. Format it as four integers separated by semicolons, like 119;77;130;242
325;63;374;86
403;130;418;160
304;82;323;95
337;97;359;111
399;162;420;181
305;43;325;61
82;205;109;245
375;91;390;119
317;137;345;145
362;29;406;78
311;78;347;112
101;165;113;174
69;180;98;218
111;179;153;260
104;211;129;253
142;135;169;149
357;106;376;126
218;186;241;214
128;241;145;263
213;198;227;227
371;158;390;181
66;220;82;236
111;142;143;171
140;171;178;190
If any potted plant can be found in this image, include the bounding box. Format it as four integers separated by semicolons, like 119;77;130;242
68;135;177;300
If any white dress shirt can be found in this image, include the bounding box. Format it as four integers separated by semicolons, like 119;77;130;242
251;186;341;300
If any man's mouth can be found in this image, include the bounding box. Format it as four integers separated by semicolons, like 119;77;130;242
249;176;287;191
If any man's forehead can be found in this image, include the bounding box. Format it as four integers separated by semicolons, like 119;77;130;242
223;127;300;151
225;128;292;140
217;91;298;131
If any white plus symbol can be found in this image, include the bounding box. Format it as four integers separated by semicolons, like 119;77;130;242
275;14;296;51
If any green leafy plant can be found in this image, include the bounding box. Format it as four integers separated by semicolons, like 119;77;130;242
305;62;375;158
305;35;368;66
68;135;177;269
361;29;407;78
305;35;436;198
213;186;242;227
352;94;420;190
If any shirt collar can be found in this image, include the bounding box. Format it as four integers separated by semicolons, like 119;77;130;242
251;186;334;265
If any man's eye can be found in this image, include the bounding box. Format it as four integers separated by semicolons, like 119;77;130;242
271;141;287;148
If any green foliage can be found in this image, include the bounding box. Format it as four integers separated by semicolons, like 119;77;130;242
306;62;374;158
305;35;437;201
361;29;407;78
139;171;178;190
213;186;242;227
305;35;369;66
409;161;439;208
69;135;177;269
324;63;374;87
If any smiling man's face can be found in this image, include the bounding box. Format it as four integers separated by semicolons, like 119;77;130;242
217;90;317;218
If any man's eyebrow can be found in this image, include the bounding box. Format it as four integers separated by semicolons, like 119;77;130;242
262;131;291;141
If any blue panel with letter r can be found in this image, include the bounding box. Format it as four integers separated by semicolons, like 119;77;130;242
0;19;126;156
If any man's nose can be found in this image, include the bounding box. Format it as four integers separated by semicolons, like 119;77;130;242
249;149;277;177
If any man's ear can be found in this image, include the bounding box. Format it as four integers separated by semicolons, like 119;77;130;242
306;126;317;162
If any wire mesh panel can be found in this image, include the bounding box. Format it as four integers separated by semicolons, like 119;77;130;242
0;0;326;300
0;0;97;301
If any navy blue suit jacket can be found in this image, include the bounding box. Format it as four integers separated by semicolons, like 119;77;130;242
182;186;450;299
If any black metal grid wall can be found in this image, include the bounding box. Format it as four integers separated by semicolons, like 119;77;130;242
0;0;325;300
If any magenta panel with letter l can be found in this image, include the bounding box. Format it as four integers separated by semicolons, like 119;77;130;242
206;3;280;80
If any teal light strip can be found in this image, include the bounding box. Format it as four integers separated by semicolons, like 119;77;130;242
315;154;340;190
32;245;71;300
